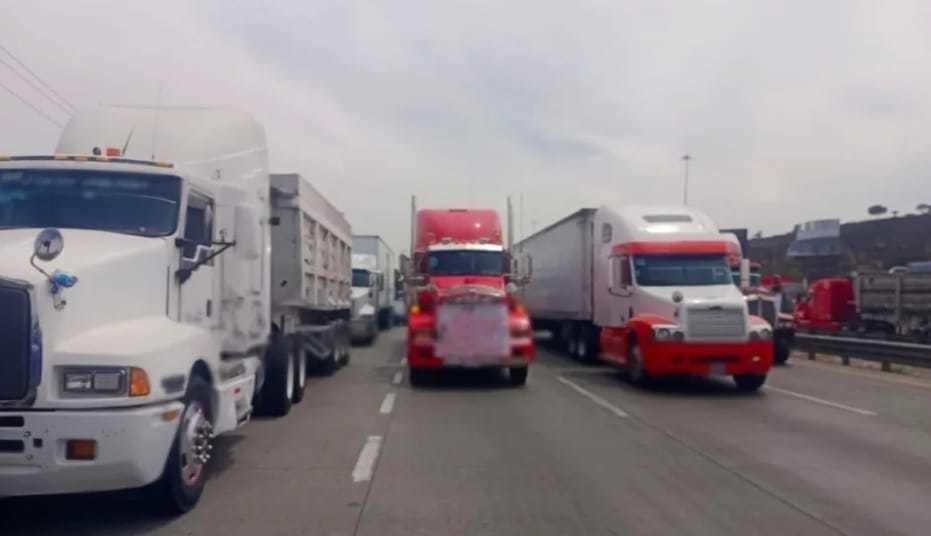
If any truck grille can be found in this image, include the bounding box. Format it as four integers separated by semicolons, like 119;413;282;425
686;306;746;340
435;303;510;360
0;286;31;400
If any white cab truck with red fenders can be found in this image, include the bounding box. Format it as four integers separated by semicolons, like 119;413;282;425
514;205;773;391
0;107;350;512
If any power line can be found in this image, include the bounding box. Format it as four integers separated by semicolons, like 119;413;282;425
0;55;73;116
0;78;64;128
0;43;76;113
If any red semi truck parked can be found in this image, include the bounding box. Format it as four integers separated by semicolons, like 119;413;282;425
795;271;931;342
405;207;535;386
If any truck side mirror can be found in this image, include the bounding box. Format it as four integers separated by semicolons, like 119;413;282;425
235;205;260;260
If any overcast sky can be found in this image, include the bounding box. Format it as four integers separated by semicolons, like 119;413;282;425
2;1;930;254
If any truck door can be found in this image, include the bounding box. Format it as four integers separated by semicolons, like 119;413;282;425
179;191;217;328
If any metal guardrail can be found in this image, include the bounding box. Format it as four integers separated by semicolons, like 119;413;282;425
794;333;931;371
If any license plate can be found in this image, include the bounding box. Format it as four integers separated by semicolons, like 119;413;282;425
708;362;728;376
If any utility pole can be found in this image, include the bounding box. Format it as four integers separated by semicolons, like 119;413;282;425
681;154;692;205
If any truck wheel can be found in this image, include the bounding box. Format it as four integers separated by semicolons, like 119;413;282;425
256;333;293;417
409;367;429;387
576;325;598;363
509;367;529;386
154;375;213;514
774;337;791;365
734;374;767;392
561;322;578;357
292;339;307;404
626;341;650;386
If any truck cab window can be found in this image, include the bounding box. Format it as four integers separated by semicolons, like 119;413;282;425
182;192;214;259
611;256;632;288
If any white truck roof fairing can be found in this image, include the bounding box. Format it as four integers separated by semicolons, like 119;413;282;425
427;243;504;252
600;205;724;245
56;106;269;191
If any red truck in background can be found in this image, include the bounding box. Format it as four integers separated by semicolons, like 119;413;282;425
795;270;931;342
406;207;535;386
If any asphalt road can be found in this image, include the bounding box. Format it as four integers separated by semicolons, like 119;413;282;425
3;329;931;535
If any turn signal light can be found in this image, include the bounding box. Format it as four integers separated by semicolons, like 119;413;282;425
409;304;421;315
129;367;151;397
66;439;97;460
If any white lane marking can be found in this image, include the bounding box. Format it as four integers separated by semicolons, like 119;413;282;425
352;435;383;482
400;358;408;366
765;385;878;416
392;370;403;385
557;376;629;419
379;392;396;414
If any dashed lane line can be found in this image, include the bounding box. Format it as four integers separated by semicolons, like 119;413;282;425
392;370;403;385
765;385;878;416
352;435;383;483
379;393;396;415
557;376;629;419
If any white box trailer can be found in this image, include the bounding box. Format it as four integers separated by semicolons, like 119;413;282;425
351;235;395;330
515;205;774;391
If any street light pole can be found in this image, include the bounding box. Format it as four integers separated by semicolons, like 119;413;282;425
681;154;692;205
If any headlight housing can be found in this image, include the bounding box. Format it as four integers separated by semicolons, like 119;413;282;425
61;367;150;397
652;325;684;342
749;327;773;341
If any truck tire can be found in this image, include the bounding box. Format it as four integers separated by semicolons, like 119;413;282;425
409;367;429;387
626;340;651;386
509;367;529;386
734;373;767;392
774;336;791;365
153;375;213;514
292;337;307;404
563;322;578;357
576;324;598;363
255;333;293;417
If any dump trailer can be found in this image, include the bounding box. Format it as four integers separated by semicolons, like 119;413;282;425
270;173;352;374
514;206;773;391
351;235;395;330
0;108;349;512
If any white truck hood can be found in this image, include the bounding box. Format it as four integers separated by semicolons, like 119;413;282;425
0;228;174;348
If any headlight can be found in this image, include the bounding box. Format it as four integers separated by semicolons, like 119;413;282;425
652;325;683;342
749;328;772;341
61;367;149;397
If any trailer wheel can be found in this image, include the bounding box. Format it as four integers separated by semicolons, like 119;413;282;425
626;340;650;386
734;373;767;392
774;336;791;365
576;325;598;363
292;337;307;404
255;333;293;417
509;367;529;386
153;375;213;514
409;367;429;387
564;323;579;357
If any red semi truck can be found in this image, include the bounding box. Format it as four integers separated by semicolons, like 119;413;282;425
405;208;535;385
795;271;931;342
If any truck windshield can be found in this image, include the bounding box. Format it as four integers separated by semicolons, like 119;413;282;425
0;169;181;237
635;254;732;286
352;269;372;287
428;250;504;276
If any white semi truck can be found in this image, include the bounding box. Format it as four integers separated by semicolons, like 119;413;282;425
0;107;350;512
514;206;774;391
351;235;395;330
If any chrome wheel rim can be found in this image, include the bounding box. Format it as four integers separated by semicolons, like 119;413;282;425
179;400;212;486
